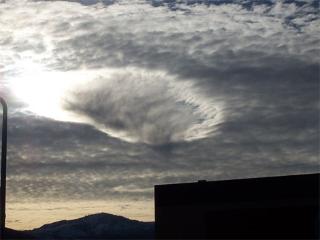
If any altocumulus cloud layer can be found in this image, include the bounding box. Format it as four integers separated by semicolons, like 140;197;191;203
0;0;319;228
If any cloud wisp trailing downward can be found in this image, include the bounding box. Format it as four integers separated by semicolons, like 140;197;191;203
63;68;223;145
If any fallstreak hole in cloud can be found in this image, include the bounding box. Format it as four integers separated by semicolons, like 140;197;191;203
9;62;224;145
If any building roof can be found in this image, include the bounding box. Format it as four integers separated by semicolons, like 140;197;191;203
155;173;320;206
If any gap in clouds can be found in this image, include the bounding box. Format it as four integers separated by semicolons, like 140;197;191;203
63;68;224;145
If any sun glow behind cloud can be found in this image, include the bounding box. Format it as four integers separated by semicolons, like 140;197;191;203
0;0;230;145
9;60;88;121
8;59;224;144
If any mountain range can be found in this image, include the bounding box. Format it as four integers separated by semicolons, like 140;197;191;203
5;213;154;239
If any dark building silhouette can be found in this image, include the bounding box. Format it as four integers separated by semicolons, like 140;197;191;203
155;173;320;239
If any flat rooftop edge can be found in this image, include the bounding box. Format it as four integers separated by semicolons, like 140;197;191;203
154;172;320;188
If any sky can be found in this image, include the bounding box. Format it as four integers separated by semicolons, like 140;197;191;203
0;0;319;230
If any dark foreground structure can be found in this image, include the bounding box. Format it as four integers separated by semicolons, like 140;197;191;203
155;173;319;239
1;97;8;239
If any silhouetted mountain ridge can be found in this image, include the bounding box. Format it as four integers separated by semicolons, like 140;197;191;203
26;213;154;239
4;228;35;239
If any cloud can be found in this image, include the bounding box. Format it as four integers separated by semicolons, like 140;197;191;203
63;68;223;145
33;0;115;5
2;0;318;143
0;0;319;226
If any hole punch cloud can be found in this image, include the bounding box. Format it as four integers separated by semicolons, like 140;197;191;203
64;68;223;145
